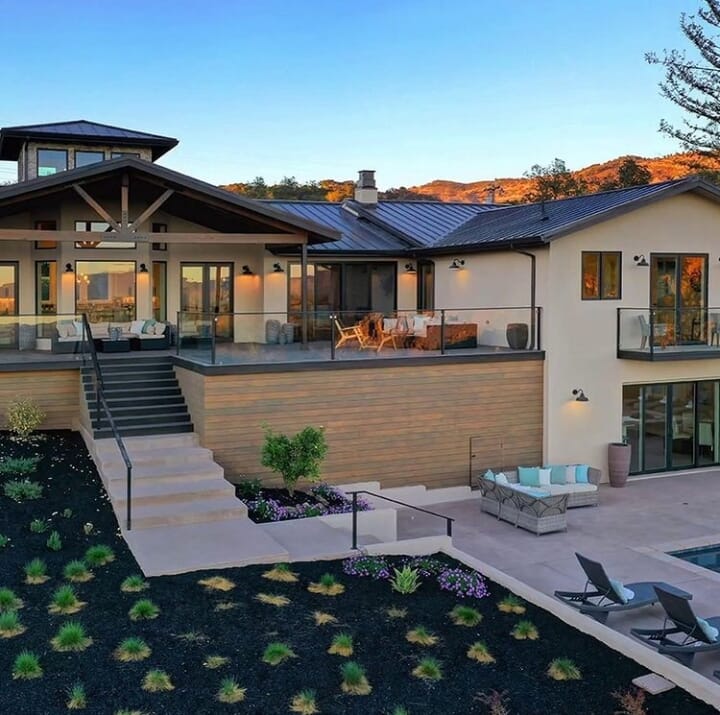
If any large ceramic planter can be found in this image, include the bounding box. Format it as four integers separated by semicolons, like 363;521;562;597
608;442;631;488
506;323;529;350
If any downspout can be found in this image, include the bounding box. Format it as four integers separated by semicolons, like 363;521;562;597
511;246;537;349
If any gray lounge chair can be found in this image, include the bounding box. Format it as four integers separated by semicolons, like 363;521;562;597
631;586;720;667
554;553;672;624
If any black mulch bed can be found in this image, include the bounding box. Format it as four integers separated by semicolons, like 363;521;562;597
0;430;716;714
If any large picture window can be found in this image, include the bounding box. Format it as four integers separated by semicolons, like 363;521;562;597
582;251;621;300
37;148;67;176
75;150;104;167
75;261;136;322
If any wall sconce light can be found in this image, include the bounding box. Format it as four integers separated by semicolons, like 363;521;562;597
633;255;649;267
272;262;285;273
404;263;416;274
449;258;465;270
241;265;254;276
138;263;148;273
572;388;589;403
64;263;74;273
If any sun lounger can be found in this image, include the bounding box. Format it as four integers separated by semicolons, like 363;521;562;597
554;553;676;624
631;585;720;667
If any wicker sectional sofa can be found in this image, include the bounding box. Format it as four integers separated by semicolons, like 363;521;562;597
497;467;601;508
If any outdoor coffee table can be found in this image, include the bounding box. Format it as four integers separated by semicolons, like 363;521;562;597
95;338;131;353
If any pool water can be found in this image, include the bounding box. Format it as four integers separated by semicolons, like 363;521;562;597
670;544;720;573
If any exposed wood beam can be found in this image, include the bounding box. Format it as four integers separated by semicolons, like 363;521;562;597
120;174;129;230
130;189;174;230
72;185;121;231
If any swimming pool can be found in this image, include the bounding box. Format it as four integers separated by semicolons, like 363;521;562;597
670;544;720;573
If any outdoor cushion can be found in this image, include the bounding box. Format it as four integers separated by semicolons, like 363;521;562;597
57;322;75;338
518;466;540;487
130;319;145;335
565;465;577;484
575;464;590;484
697;617;720;642
142;319;157;334
153;322;167;336
508;483;550;498
549;465;567;485
110;321;131;333
547;483;597;496
495;472;508;485
609;578;635;604
538;468;552;487
89;322;108;337
483;469;495;481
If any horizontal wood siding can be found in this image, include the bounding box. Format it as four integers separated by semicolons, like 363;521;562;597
176;361;543;490
0;370;80;429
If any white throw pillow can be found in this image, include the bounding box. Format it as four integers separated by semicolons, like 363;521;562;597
130;319;145;335
538;468;551;487
609;578;635;604
565;465;577;484
383;318;397;331
495;472;508;485
153;322;166;336
698;617;720;642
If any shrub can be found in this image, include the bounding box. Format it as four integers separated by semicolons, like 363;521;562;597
0;456;40;476
391;708;410;715
29;518;50;533
467;641;495;664
0;534;8;549
3;479;43;502
235;478;262;500
129;599;159;621
262;563;299;582
64;560;94;583
411;657;442;681
313;611;338;626
386;606;408;619
49;585;85;615
50;621;93;652
0;611;26;638
308;573;345;596
198;576;235;592
547;657;581;681
120;575;149;593
262;642;296;666
342;555;391;580
498;594;526;615
290;690;319;714
612;687;648;715
203;655;229;669
6;397;45;440
255;593;290;607
66;682;87;710
114;637;151;662
390;567;421;595
511;620;539;641
217;677;246;704
0;587;23;612
340;661;371;695
402;556;447;577
449;604;482;627
141;669;174;693
406;626;438;646
246;496;289;522
328;633;354;657
260;424;328;496
437;568;489;599
24;558;49;585
84;544;115;566
12;650;42;680
46;530;63;552
82;522;95;536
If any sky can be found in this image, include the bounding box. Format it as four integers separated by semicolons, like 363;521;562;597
0;0;698;188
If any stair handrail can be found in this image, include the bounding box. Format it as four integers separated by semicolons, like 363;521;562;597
81;314;134;531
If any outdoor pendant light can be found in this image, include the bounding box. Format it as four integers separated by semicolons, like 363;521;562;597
572;388;589;402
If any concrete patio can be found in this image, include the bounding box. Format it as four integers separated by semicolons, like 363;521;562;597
394;470;720;684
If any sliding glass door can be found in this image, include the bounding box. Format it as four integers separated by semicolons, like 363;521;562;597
180;263;233;340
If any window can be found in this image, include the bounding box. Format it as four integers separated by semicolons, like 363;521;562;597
74;221;136;249
34;220;57;249
417;260;435;311
36;261;57;315
75;150;104;167
75;261;136;321
582;251;621;300
111;151;140;159
37;148;67;176
152;262;167;321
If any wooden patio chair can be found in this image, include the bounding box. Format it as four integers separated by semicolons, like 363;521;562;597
376;315;410;353
334;318;370;350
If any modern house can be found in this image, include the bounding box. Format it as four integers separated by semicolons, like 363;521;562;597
0;118;719;515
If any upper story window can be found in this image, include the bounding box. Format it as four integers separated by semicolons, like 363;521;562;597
75;221;136;249
582;251;621;300
75;150;104;167
111;151;140;159
37;148;67;176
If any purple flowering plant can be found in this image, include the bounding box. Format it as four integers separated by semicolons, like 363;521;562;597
342;555;391;580
437;567;490;600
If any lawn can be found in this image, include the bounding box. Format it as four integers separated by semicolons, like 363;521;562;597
0;430;715;714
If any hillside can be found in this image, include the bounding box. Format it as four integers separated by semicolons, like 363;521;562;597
410;153;715;204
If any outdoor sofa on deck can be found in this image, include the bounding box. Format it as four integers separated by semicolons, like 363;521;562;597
52;319;170;353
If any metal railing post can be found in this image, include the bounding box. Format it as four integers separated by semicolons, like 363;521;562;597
211;315;217;365
127;464;132;531
176;311;181;356
440;309;446;355
330;314;336;361
537;307;542;350
351;492;358;550
446;518;453;538
649;309;655;357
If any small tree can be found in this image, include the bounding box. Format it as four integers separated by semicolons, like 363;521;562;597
522;158;588;202
261;426;328;496
6;399;45;441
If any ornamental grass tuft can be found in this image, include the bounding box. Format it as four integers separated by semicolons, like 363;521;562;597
290;689;319;714
0;587;23;612
203;655;230;669
0;456;40;476
3;478;43;502
262;641;297;666
29;518;50;534
129;599;159;621
84;544;115;567
405;625;438;646
114;637;151;662
547;657;582;681
198;576;236;592
498;594;526;615
49;585;86;615
390;566;421;595
328;633;354;657
467;641;495;664
449;604;483;627
46;530;63;552
120;575;149;593
63;560;94;583
12;650;42;680
141;669;174;693
50;621;93;652
511;620;539;641
24;558;49;585
411;657;443;681
339;661;371;695
262;563;299;582
66;682;87;710
0;611;26;638
313;610;338;626
216;677;246;704
255;593;291;607
386;606;408;619
308;573;345;596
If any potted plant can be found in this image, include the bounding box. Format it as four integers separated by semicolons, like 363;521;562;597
607;441;631;488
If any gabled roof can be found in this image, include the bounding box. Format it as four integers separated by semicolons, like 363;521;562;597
0;120;179;160
433;177;720;251
0;157;340;244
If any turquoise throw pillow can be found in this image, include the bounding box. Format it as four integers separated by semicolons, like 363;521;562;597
142;319;157;334
548;465;566;485
575;465;589;483
518;466;540;487
483;469;495;482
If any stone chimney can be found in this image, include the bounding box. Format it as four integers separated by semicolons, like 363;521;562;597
484;186;496;204
354;169;378;205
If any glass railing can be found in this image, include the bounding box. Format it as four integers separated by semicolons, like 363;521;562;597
0;314;88;354
176;307;542;366
618;307;720;357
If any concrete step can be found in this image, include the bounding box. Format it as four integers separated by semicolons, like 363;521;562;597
90;403;189;419
109;474;235;507
102;460;223;483
94;433;200;456
93;422;194;439
115;496;247;530
100;445;214;470
92;411;191;428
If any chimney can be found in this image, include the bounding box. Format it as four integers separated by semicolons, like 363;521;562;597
484;187;496;204
354;169;378;205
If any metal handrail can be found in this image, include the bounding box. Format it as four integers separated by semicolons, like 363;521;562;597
81;314;134;530
347;490;454;550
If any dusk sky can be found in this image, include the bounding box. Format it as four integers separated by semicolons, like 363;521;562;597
0;1;695;188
